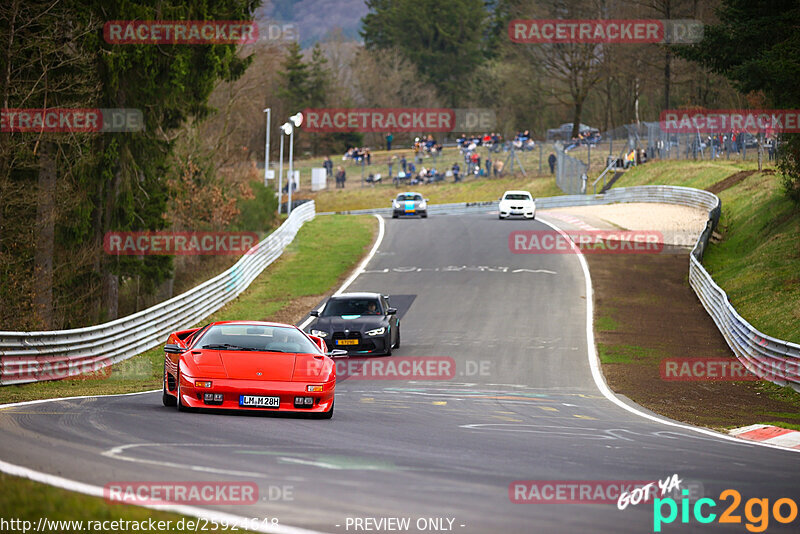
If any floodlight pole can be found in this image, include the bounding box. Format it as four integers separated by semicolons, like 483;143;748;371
288;128;295;215
263;108;271;186
278;133;285;215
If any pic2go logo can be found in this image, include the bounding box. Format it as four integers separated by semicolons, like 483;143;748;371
653;489;799;532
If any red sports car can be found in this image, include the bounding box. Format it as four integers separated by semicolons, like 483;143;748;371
161;321;346;418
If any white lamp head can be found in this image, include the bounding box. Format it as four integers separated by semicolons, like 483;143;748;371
281;122;293;135
289;112;304;127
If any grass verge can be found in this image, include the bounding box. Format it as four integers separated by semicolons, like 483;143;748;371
702;171;800;341
0;473;257;534
0;215;376;405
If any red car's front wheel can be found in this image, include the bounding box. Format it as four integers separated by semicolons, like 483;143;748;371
162;361;176;407
316;400;334;419
176;372;189;412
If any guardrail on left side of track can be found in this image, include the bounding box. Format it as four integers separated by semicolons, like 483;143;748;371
0;202;316;385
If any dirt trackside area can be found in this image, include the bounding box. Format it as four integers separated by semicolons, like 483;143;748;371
587;252;800;429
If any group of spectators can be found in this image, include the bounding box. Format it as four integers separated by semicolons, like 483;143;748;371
457;131;537;154
564;131;602;152
457;133;502;153
413;135;442;154
342;146;372;165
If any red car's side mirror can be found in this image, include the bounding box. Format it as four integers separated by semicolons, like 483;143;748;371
164;343;184;354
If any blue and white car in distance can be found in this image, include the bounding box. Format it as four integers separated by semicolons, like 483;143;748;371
392;192;428;218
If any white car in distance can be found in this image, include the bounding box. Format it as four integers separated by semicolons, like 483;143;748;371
498;190;536;220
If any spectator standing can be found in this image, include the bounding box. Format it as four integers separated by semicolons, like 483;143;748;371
452;162;461;182
388;155;397;179
485;155;492;177
323;156;333;177
386;133;393;151
366;149;372;165
548;152;557;174
400;154;407;173
335;166;346;188
493;159;504;177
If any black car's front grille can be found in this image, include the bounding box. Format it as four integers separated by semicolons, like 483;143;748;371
332;331;361;340
331;331;377;350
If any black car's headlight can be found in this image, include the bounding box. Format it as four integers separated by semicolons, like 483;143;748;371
310;329;328;338
365;327;385;336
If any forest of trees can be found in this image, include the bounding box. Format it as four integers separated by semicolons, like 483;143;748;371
1;0;797;331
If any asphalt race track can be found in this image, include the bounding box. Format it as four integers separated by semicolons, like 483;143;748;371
1;213;799;533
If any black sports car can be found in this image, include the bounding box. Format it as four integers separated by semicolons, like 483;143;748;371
306;292;400;356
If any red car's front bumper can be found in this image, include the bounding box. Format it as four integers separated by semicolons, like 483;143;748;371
178;375;334;413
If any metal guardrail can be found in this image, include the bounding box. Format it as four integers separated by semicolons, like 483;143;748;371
0;202;316;385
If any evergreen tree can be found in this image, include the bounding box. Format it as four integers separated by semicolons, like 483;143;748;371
361;0;489;106
677;0;800;203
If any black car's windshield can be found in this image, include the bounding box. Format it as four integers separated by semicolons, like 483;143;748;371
397;194;422;201
321;298;383;317
504;193;531;201
196;324;320;353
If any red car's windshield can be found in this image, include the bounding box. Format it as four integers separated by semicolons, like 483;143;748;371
196;324;321;354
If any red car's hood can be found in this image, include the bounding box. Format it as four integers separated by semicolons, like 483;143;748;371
182;350;333;382
220;351;296;381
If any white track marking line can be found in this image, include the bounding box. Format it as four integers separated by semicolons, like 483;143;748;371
101;443;273;478
0;389;159;410
0;458;327;534
299;213;385;330
537;216;800;454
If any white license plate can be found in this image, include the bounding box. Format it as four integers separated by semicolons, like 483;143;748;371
239;395;280;408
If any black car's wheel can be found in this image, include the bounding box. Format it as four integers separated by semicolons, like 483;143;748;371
385;335;392;356
393;326;400;349
162;364;176;407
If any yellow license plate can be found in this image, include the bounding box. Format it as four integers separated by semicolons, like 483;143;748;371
336;339;358;345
